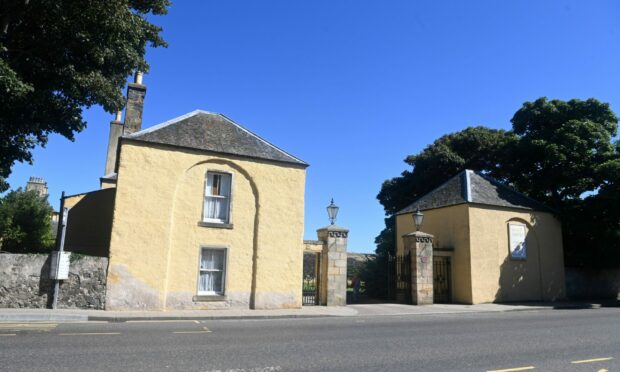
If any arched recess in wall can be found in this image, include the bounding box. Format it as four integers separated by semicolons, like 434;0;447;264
506;217;540;259
495;217;543;302
162;158;261;309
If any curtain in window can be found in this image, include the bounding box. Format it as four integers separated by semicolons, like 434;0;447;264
204;173;231;222
199;249;225;293
199;272;223;293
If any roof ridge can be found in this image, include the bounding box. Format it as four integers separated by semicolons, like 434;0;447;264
464;169;473;202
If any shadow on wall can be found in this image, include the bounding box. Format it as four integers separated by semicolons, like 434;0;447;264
495;221;543;302
40;254;54;308
64;189;116;257
495;256;542;302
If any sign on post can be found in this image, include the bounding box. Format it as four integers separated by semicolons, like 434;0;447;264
50;251;71;280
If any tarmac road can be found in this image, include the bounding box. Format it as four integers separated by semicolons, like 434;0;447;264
0;307;618;372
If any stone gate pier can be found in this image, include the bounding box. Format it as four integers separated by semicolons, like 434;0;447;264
402;231;434;305
303;224;349;306
317;225;349;306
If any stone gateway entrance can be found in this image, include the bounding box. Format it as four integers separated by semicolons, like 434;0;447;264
389;252;453;304
302;224;349;307
302;252;320;305
433;256;451;303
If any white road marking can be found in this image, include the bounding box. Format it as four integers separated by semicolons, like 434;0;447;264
571;357;613;364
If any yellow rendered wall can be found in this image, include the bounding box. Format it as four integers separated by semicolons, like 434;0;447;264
468;205;565;303
396;204;472;303
106;141;306;310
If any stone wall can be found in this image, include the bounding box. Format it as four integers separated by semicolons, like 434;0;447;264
565;267;620;300
0;253;108;309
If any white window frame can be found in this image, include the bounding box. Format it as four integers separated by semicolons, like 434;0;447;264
202;171;233;224
197;247;228;296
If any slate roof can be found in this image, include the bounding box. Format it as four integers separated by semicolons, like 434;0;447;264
124;110;308;167
397;170;553;214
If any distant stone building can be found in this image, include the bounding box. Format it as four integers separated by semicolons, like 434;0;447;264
26;177;48;197
25;176;58;240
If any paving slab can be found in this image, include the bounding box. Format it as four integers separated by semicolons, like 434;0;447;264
0;306;358;322
348;303;548;316
0;301;609;322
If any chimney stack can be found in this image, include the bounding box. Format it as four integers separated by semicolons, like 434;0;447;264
123;71;147;135
104;111;124;177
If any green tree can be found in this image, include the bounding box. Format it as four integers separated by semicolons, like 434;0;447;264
562;139;620;267
509;98;620;267
509;98;618;211
0;0;170;191
0;188;55;253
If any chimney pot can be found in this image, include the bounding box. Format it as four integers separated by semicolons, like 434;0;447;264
134;71;143;85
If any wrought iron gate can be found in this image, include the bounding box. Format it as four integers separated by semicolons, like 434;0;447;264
388;253;412;304
433;256;451;303
302;252;320;305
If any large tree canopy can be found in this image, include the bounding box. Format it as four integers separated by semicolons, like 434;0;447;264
0;0;170;191
376;97;620;268
509;98;618;210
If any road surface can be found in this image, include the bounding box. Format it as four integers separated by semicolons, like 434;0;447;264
1;307;618;371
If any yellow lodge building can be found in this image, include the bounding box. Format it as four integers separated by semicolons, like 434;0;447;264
62;75;308;310
396;170;566;304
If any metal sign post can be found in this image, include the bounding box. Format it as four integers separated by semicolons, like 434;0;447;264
52;207;69;310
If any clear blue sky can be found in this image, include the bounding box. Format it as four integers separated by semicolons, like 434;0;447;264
7;1;620;253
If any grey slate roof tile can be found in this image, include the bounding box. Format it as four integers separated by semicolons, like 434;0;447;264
397;170;553;214
124;110;308;167
397;173;469;213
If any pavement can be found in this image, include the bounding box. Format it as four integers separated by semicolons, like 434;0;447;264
0;300;612;322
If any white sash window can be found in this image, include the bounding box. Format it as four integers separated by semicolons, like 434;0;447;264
198;248;226;295
204;172;231;223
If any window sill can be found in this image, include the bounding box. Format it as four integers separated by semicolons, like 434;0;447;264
197;221;233;229
193;295;227;302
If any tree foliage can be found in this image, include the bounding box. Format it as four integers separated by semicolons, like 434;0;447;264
377;126;517;215
509;98;618;210
0;0;170;191
375;97;620;275
0;188;54;253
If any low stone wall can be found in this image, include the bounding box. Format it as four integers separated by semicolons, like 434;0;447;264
565;267;620;300
0;253;108;309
